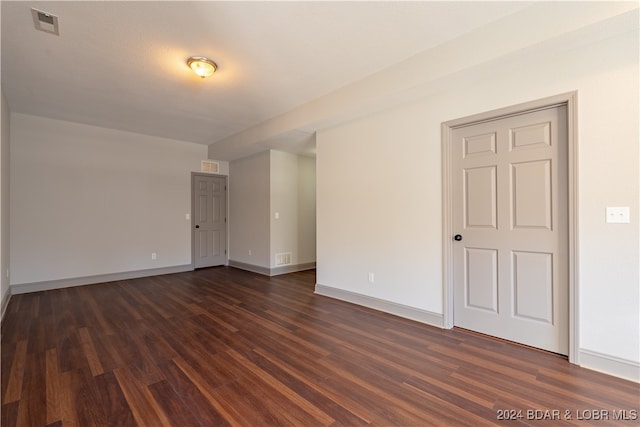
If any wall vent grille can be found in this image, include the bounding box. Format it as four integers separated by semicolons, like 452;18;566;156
31;8;59;35
201;160;219;173
275;252;292;266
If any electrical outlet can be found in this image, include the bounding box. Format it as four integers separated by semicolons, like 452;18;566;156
249;249;252;256
368;272;375;283
185;213;191;220
151;252;157;260
606;207;630;223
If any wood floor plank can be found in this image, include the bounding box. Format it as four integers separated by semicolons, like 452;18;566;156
159;358;231;427
402;376;503;427
187;303;239;332
3;340;27;404
147;379;203;427
217;298;332;358
171;356;247;427
252;347;378;425
113;367;171;427
1;340;17;401
315;352;450;426
56;371;78;427
45;348;61;425
78;327;104;377
226;349;336;426
1;311;35;345
1;267;638;426
17;351;47;427
63;367;108;427
246;349;371;426
26;315;51;355
214;379;287;426
93;370;137;426
85;297;116;337
1;401;19;427
56;333;89;374
331;342;496;410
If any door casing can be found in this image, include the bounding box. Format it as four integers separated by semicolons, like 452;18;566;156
191;172;229;269
441;92;579;364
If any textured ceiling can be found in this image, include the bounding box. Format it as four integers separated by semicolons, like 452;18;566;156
1;1;532;158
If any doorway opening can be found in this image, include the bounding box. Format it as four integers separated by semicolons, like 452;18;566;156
191;172;228;269
441;92;578;363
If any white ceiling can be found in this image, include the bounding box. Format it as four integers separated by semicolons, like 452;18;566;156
1;1;533;159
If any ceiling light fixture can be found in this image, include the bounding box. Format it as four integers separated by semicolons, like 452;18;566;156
187;56;217;78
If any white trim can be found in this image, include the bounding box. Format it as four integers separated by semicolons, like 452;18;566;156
10;264;193;294
566;92;580;364
229;260;316;277
441;92;579;363
1;287;11;322
442;121;454;330
228;260;271;276
315;284;444;328
579;349;640;383
270;262;316;276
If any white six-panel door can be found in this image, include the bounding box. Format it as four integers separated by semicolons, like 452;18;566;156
452;106;568;355
193;174;227;268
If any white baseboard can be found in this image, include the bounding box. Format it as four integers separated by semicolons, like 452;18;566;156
10;264;194;295
270;262;316;276
314;283;444;328
228;260;271;275
579;348;640;383
1;286;11;322
229;260;316;276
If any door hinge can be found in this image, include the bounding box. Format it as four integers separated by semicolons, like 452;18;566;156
225;249;227;254
225;217;227;223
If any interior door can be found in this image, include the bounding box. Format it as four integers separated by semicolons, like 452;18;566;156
193;174;227;268
452;105;568;355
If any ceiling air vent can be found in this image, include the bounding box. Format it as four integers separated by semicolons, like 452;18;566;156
31;8;59;36
201;160;219;174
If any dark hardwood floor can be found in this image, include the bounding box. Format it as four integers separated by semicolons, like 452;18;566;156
1;267;638;426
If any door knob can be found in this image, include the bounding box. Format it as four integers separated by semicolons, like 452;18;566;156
195;225;200;228
454;234;462;241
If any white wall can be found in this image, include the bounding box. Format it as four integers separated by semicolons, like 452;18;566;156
270;151;316;268
317;20;639;374
229;151;271;267
207;160;230;176
317;104;441;312
1;87;10;308
270;150;300;268
297;155;316;265
229;150;316;271
10;114;208;285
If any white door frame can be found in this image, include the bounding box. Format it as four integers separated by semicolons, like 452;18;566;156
441;92;579;364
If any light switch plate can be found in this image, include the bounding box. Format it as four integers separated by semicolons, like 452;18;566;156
606;207;630;223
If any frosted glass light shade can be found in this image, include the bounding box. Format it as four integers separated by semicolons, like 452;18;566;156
187;57;217;78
